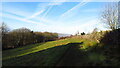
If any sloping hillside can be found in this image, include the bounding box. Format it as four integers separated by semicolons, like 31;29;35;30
2;36;120;66
3;37;97;66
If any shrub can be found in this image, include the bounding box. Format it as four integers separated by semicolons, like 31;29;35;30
81;32;85;35
2;28;58;50
100;29;120;46
100;29;120;55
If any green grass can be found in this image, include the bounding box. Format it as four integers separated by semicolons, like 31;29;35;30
3;37;113;66
3;38;71;60
3;37;92;60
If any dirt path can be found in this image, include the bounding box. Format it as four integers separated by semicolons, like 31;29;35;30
56;42;87;66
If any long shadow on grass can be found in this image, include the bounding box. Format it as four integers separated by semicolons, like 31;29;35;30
3;42;110;66
3;42;83;66
56;42;87;66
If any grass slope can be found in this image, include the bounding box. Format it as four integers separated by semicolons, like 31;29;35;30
3;37;117;66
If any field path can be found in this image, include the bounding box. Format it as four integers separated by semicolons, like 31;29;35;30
56;42;87;66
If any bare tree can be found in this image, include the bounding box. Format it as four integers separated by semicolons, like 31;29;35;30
118;1;120;28
0;22;10;49
92;28;98;33
101;2;118;30
0;22;10;35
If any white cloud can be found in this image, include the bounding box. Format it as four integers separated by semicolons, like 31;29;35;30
2;13;46;26
27;1;65;19
1;1;107;34
41;24;78;34
31;16;55;25
2;12;106;34
48;2;64;5
60;0;91;18
81;8;99;12
48;0;67;5
2;0;118;2
1;2;59;26
27;9;45;19
1;6;48;26
41;5;53;18
76;19;108;33
39;19;101;34
2;6;32;17
0;11;2;22
27;0;65;19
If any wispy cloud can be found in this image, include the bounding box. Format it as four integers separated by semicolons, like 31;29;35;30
41;0;66;18
81;8;99;12
27;1;66;19
41;5;53;18
40;19;100;34
2;0;118;2
1;2;107;34
2;13;46;26
31;16;56;25
25;1;67;25
76;19;104;33
60;0;91;18
1;6;46;26
48;0;66;5
2;6;32;17
27;9;45;19
48;2;64;5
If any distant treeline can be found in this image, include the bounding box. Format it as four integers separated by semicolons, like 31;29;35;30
2;27;58;50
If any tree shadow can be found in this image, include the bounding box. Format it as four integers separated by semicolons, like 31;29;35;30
3;42;83;66
56;42;86;66
3;41;112;66
56;43;108;66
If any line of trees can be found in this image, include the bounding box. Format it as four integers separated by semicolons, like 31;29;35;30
1;23;58;50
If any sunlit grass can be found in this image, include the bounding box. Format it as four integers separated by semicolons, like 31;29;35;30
3;37;97;60
79;39;97;50
3;37;84;60
3;36;103;66
3;39;68;60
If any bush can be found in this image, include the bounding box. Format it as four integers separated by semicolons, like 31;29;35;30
81;32;85;35
2;28;58;50
100;29;120;55
100;29;120;46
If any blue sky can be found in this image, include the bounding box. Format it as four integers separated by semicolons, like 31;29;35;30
0;2;109;34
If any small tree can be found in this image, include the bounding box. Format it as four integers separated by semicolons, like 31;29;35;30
0;22;10;36
81;32;85;35
101;3;118;30
0;22;10;49
92;28;98;33
10;27;34;47
75;31;80;36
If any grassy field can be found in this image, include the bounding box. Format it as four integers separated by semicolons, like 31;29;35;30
2;36;119;66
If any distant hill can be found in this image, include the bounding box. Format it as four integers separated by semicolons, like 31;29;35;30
58;33;71;38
